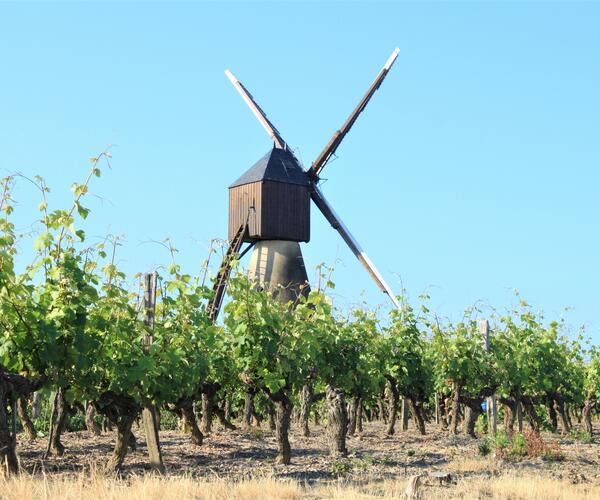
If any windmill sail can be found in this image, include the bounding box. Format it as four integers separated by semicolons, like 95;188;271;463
309;47;400;180
310;185;401;309
224;69;287;150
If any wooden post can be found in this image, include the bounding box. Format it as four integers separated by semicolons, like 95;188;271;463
434;393;440;426
400;398;409;431
142;272;165;474
143;272;157;346
479;319;497;434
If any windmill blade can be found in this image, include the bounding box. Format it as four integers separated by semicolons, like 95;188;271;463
311;186;401;309
225;69;287;150
309;48;400;180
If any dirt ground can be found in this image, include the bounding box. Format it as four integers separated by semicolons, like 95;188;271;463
15;418;600;493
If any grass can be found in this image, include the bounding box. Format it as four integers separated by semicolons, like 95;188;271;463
567;429;595;444
478;429;566;462
2;471;600;499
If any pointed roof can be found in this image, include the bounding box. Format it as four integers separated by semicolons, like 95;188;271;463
229;147;310;188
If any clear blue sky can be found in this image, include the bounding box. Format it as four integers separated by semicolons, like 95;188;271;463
1;2;598;342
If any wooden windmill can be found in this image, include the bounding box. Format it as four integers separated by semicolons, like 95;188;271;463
207;48;402;320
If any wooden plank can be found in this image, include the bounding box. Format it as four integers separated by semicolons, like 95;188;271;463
229;182;262;242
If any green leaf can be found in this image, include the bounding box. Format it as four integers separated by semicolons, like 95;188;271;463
74;201;90;219
34;232;53;251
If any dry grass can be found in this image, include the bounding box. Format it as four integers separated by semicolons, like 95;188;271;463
450;473;600;500
5;421;600;499
1;472;600;500
0;474;303;500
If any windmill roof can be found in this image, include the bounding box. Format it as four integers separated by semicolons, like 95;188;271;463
229;147;309;188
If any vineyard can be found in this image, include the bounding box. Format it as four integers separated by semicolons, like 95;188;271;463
1;162;599;498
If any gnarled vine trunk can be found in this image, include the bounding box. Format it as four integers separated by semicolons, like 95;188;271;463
582;398;595;434
554;398;571;434
271;391;292;465
47;388;69;456
201;392;213;434
325;385;348;456
267;401;276;431
408;397;426;435
347;397;359;436
299;383;313;437
462;400;482;438
503;399;517;435
243;389;256;429
108;413;136;471
356;398;364;434
215;403;236;430
565;405;573;429
182;399;203;445
200;383;219;434
378;391;388;424
385;378;398;436
0;369;44;475
94;392;141;471
17;396;37;440
499;398;519;436
168;396;203;445
85;403;101;436
546;394;558;432
438;393;448;429
522;397;541;432
0;388;18;474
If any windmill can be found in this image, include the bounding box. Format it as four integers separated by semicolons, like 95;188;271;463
206;48;402;321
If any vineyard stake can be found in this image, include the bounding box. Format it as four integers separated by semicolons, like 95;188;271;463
479;319;497;434
142;272;165;474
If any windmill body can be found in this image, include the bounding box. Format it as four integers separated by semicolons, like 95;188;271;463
206;48;402;320
229;147;311;304
229;147;311;244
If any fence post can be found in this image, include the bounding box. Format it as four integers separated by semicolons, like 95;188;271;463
479;319;497;435
142;272;165;474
